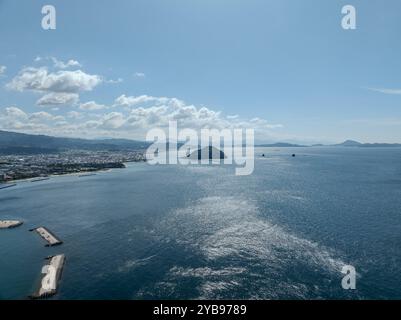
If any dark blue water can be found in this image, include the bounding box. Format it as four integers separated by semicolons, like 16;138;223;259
1;147;401;300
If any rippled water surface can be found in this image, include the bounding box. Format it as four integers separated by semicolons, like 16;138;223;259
1;147;401;299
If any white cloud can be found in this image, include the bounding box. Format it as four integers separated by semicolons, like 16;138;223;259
67;111;84;119
106;78;123;84
0;65;6;75
100;112;125;129
103;95;283;137
79;101;107;111
36;92;79;106
83;120;102;129
0;107;66;132
367;87;401;95
35;56;82;69
114;94;169;107
7;67;102;93
134;72;146;78
51;57;82;69
6;58;109;108
1;95;283;140
29;111;64;122
4;106;28;120
249;117;283;129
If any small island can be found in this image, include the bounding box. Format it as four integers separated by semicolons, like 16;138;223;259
187;146;227;160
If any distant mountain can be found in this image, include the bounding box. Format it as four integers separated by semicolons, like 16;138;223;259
256;142;307;148
0;130;150;154
358;143;401;148
1;130;400;155
256;140;401;148
334;140;363;147
333;140;401;148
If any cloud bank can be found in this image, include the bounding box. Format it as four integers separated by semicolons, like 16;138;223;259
1;58;283;140
0;95;282;140
367;87;401;95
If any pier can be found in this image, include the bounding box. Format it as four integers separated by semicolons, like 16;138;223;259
30;227;63;246
0;220;23;229
30;255;65;299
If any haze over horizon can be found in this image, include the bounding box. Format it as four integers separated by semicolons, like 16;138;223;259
1;0;401;144
2;128;400;147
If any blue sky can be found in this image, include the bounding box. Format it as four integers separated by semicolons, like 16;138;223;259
0;0;401;143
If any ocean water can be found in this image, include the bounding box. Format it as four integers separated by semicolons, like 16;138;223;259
1;147;401;300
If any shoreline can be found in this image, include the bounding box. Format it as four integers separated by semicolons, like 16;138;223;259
0;163;135;185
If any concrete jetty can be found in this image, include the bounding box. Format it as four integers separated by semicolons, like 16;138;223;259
0;220;23;229
30;255;65;299
30;227;63;246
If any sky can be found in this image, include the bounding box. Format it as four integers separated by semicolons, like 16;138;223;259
0;0;401;144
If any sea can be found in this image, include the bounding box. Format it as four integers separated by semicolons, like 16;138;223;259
1;147;401;300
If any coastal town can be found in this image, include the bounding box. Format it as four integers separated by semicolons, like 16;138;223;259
0;139;148;296
0;148;147;299
0;150;146;182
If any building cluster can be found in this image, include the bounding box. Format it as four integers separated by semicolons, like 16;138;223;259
0;150;146;182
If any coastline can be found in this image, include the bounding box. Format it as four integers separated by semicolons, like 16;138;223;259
0;159;149;186
0;163;136;184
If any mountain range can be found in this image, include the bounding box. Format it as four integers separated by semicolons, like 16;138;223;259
0;130;150;154
256;139;401;148
331;140;401;148
0;130;400;154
